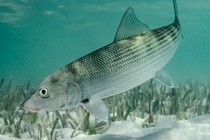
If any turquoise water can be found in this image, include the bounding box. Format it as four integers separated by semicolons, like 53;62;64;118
0;0;209;85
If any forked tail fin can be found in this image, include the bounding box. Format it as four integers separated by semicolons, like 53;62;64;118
173;0;179;21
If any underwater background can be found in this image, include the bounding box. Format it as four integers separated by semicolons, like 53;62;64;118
1;1;210;139
0;0;210;85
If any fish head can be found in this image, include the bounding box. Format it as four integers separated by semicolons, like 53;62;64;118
22;69;80;112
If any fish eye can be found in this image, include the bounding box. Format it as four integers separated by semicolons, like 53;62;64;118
38;88;49;98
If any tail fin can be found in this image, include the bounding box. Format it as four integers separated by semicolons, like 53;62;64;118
173;0;179;21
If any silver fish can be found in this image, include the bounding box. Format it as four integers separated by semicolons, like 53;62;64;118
22;0;181;121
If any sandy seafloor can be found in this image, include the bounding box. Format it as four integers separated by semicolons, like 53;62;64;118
1;114;210;140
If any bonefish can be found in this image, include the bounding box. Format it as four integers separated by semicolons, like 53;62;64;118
22;0;181;121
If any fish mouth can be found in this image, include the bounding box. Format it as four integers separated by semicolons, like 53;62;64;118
22;106;41;112
21;100;65;112
21;99;43;112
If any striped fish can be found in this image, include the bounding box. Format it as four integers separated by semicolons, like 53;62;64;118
22;0;181;121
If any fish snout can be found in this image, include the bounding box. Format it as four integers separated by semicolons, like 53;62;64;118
21;98;41;112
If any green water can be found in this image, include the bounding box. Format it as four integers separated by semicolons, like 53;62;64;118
0;0;210;85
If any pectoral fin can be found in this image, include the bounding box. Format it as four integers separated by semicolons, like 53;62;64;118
81;98;108;122
154;70;174;88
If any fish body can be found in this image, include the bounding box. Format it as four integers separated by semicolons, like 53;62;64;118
23;0;181;121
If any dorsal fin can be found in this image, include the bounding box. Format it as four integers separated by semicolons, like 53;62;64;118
114;7;150;42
